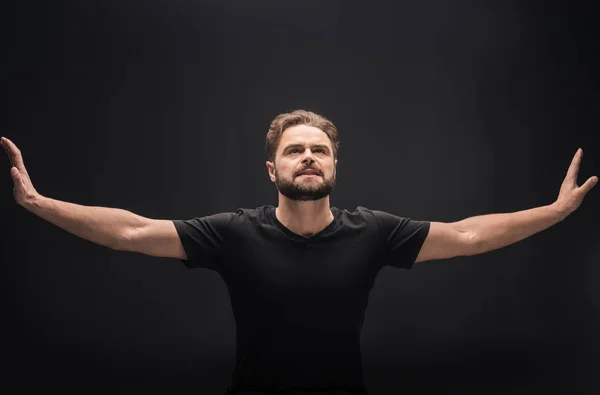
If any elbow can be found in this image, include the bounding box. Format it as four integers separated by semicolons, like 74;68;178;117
111;229;133;251
467;232;484;256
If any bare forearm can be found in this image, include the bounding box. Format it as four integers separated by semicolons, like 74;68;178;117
456;203;566;255
25;195;148;250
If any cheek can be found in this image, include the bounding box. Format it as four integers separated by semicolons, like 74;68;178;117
275;165;293;178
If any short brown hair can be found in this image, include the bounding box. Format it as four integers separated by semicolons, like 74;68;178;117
266;109;340;163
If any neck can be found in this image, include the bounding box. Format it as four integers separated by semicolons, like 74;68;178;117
275;195;334;238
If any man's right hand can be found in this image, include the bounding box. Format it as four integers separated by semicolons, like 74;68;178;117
1;137;41;207
2;136;186;258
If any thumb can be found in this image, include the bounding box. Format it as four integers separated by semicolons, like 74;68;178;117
10;167;20;180
581;176;598;194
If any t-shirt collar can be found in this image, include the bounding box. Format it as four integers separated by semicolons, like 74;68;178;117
267;205;340;243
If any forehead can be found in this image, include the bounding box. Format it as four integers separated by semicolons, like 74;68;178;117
278;124;331;149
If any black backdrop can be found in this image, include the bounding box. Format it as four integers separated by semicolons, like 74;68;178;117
3;1;599;394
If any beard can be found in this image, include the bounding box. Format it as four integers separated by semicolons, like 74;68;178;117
274;167;336;201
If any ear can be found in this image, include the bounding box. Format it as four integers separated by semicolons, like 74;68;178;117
266;160;276;182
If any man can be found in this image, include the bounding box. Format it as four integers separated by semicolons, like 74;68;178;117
2;110;597;395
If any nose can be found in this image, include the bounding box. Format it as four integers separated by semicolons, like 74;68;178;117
301;149;316;164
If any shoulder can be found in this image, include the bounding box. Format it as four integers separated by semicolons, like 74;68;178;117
233;205;271;221
215;205;277;229
338;206;398;224
176;206;262;227
332;206;385;231
336;206;376;217
348;207;429;236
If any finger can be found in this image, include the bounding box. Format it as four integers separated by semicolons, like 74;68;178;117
1;137;25;171
580;175;598;195
10;167;20;181
10;167;23;189
1;139;14;167
566;148;582;183
1;137;13;157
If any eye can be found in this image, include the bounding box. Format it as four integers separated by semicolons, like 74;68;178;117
288;148;326;154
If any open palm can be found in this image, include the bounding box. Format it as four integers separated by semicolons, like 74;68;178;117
556;148;598;216
1;137;40;207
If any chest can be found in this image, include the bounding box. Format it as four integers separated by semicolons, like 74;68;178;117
221;236;383;306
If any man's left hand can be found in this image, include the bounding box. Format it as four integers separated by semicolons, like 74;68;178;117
555;148;598;217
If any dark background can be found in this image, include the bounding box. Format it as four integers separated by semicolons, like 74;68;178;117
3;0;599;394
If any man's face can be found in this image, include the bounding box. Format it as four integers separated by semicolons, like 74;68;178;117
266;124;338;201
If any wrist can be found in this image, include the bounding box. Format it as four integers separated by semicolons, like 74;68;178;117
551;201;570;222
23;193;46;211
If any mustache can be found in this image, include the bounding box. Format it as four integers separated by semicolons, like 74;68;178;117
295;167;323;176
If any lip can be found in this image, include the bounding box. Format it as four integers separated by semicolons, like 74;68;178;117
297;169;322;177
298;174;320;177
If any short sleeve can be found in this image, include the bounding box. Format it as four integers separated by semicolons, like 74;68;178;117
373;210;430;270
172;212;235;271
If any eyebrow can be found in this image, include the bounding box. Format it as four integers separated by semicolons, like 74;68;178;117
283;144;330;152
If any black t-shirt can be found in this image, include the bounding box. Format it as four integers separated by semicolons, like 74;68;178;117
172;205;430;395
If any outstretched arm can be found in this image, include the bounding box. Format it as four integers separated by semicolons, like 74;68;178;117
415;148;597;263
2;136;186;259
